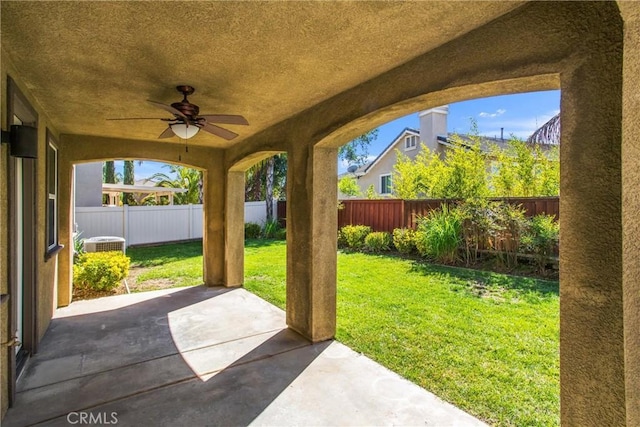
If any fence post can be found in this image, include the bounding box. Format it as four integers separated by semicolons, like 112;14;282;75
188;203;193;239
123;204;129;247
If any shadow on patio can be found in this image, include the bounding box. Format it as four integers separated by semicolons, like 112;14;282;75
4;286;486;426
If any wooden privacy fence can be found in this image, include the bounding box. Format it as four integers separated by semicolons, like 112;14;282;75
277;197;559;233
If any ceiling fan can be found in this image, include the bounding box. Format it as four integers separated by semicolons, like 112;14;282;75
108;85;249;140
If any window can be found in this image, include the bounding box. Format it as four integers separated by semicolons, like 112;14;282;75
380;174;392;195
405;135;418;151
46;133;59;253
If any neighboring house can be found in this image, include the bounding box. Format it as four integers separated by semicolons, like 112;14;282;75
342;105;536;197
74;162;103;207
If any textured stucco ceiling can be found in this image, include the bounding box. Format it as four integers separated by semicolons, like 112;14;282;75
1;1;523;147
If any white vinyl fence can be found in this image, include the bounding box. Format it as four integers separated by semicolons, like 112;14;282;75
75;201;270;247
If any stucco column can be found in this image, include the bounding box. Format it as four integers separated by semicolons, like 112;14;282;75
57;156;73;307
286;145;337;342
224;170;244;286
619;3;640;425
559;25;626;425
202;154;226;286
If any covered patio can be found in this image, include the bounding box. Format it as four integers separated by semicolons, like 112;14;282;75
1;2;639;425
2;286;484;426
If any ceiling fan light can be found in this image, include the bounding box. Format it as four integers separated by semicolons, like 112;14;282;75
170;123;199;139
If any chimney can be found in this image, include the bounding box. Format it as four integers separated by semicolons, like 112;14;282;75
419;105;449;154
500;127;504;141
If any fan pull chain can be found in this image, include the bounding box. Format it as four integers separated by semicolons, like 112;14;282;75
178;136;188;162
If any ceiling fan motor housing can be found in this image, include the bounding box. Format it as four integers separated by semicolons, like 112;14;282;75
171;101;199;118
172;85;199;118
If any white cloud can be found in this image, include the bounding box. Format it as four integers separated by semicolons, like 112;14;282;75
478;108;506;118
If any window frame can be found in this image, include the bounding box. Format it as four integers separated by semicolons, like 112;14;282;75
404;135;417;151
45;131;62;257
380;173;392;195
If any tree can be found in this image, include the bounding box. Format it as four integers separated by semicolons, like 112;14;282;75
123;160;135;205
151;165;203;205
391;120;559;200
365;184;379;199
338;176;361;197
265;156;275;221
437;133;489;199
527;113;560;145
103;161;116;183
338;129;378;167
244;154;287;220
103;160;122;205
391;148;444;199
491;138;560;197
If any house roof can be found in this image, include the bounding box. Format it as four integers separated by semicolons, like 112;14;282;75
437;133;511;152
359;127;419;175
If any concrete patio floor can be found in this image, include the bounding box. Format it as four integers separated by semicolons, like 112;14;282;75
4;286;487;426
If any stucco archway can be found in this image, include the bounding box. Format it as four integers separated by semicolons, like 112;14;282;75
57;135;227;306
223;2;632;423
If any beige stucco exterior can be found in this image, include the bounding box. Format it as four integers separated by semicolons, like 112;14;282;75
355;129;420;196
1;2;639;425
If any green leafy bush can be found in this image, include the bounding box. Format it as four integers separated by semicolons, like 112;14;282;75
392;228;416;254
339;225;372;250
415;206;462;264
492;202;528;268
413;231;428;257
364;232;392;252
73;251;130;292
275;228;286;240
521;214;559;273
457;199;494;266
245;222;262;239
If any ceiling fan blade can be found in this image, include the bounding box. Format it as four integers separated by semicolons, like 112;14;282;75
199;114;249;125
158;127;175;139
200;122;239;140
147;100;188;119
107;117;168;121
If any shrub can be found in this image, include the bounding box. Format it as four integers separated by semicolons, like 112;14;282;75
245;222;262;239
492;202;528;268
262;219;281;239
521;214;559;273
364;232;392;253
413;231;428;257
339;225;372;250
73;251;130;292
73;231;85;263
392;228;416;254
275;228;286;240
337;229;347;248
415;206;462;264
457;199;495;266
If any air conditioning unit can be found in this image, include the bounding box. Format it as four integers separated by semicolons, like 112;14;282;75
84;236;126;254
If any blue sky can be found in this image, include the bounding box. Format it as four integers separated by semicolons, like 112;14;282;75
117;90;560;180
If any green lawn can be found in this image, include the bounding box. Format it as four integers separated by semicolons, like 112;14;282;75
128;240;559;426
